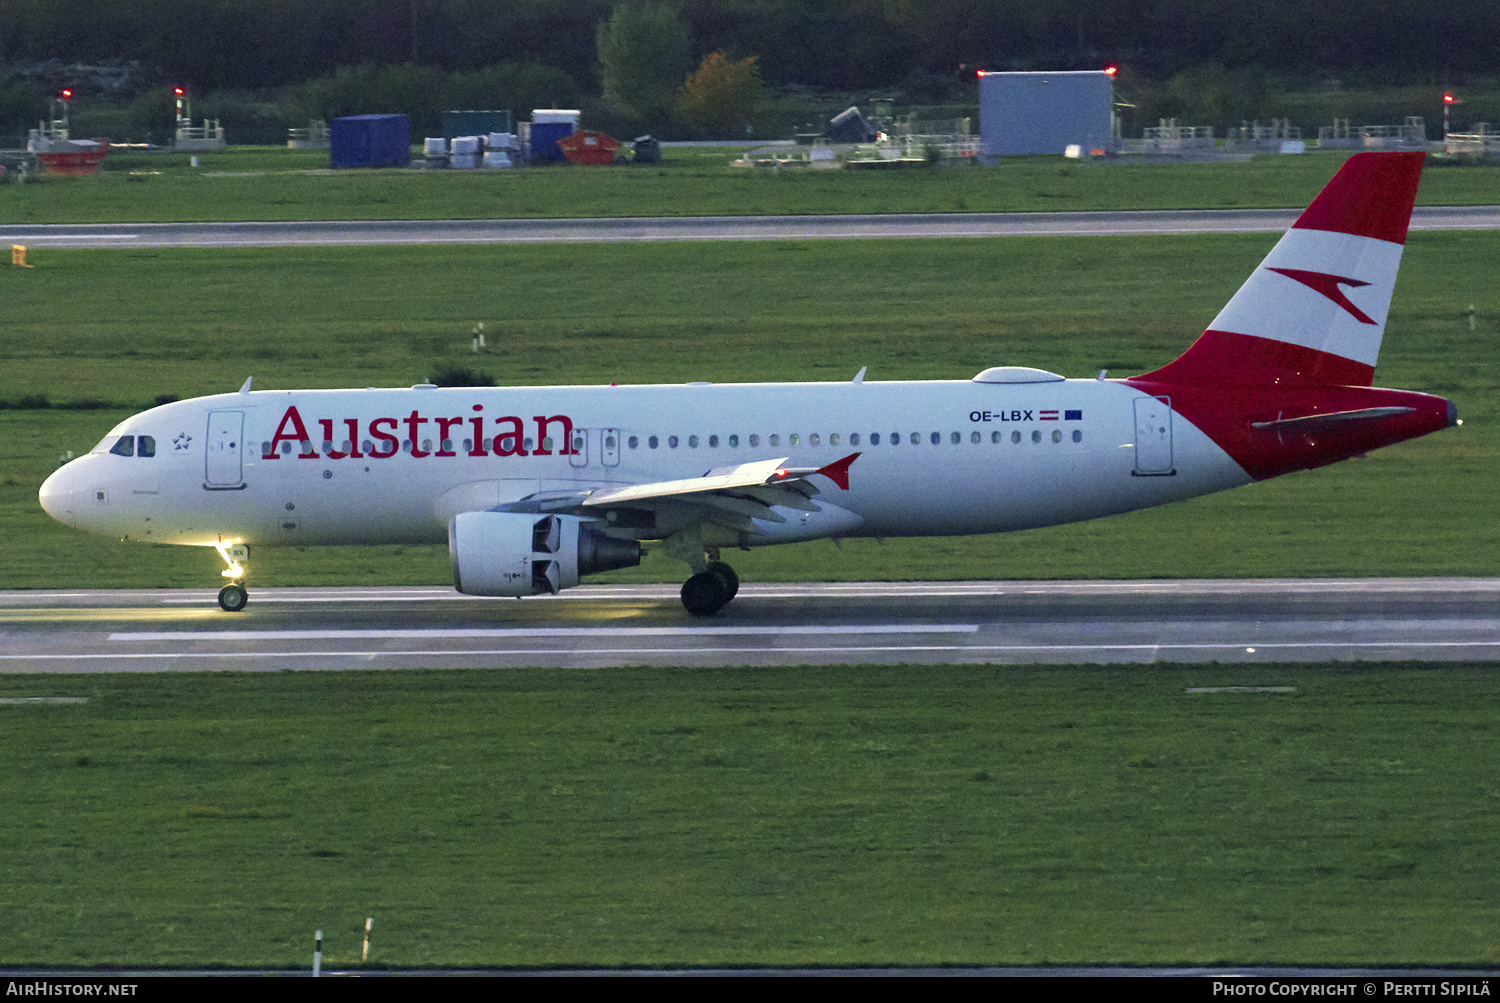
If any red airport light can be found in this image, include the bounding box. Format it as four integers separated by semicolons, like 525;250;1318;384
174;86;186;97
60;88;73;99
1104;64;1119;77
1443;92;1456;104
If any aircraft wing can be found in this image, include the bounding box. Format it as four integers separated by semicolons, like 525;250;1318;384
566;452;860;531
582;452;859;507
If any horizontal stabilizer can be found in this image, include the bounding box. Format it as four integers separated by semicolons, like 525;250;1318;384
1250;406;1416;431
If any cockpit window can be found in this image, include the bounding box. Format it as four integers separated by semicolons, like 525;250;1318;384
105;435;155;457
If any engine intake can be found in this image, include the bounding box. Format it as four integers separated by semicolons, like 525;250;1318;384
449;511;641;597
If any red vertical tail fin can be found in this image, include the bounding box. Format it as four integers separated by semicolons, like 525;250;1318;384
1139;152;1424;388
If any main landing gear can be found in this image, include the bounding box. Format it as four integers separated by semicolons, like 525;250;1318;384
680;560;739;616
214;543;250;613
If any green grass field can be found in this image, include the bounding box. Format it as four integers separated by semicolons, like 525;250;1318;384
3;145;1498;223
2;146;1497;973
2;663;1496;968
2;233;1495;588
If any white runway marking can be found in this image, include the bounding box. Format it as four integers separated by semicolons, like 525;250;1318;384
1186;686;1297;693
0;696;89;703
108;624;980;641
5;640;1497;665
5;234;138;240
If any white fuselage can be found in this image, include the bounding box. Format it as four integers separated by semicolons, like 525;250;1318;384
40;378;1251;551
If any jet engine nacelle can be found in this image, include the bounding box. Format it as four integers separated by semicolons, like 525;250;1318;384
449;511;642;597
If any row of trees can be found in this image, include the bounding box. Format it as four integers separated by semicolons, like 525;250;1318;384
3;1;1496;143
4;0;1497;95
595;6;762;139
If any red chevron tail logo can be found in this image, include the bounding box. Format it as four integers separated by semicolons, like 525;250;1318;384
1267;267;1377;325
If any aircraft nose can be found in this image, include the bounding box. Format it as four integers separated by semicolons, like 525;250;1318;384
39;462;84;527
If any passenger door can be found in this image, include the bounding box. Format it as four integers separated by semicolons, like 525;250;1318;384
205;411;245;488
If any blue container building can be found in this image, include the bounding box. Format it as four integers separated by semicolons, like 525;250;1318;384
330;114;411;168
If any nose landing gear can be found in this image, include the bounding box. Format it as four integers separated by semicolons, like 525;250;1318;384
218;583;248;612
214;542;250;613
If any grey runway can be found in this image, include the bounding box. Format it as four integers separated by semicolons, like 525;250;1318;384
2;578;1497;672
3;205;1499;248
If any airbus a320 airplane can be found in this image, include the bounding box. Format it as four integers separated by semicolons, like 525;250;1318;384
40;152;1457;615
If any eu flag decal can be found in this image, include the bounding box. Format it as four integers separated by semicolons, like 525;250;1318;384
1064;409;1083;420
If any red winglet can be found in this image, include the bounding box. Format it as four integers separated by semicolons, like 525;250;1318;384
1292;152;1424;245
814;452;860;490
